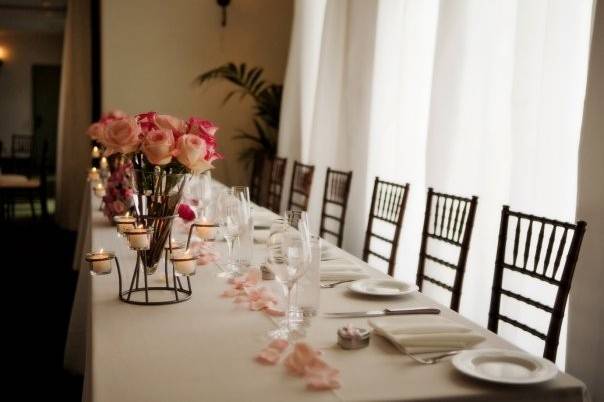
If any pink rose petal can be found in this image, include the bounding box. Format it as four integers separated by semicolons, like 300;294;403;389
221;289;241;298
255;348;281;365
284;343;322;376
264;307;285;317
268;339;289;352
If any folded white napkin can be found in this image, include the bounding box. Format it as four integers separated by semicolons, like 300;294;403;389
253;210;276;227
369;315;485;354
254;230;270;243
320;260;369;281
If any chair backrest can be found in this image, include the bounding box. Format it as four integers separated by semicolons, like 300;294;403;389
319;168;353;247
488;206;586;362
266;157;287;214
416;188;478;312
11;134;32;158
286;161;315;211
249;156;264;205
362;177;409;276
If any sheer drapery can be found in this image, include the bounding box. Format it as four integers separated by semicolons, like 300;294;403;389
56;0;92;230
279;0;593;365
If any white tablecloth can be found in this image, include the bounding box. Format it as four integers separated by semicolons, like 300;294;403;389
65;185;589;402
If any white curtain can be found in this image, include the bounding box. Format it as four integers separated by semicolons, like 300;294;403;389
56;0;92;230
279;0;593;367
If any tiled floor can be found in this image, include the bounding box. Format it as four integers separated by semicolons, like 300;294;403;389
2;209;82;400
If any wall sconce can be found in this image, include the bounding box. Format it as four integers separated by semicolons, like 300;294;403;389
0;46;6;67
217;0;231;27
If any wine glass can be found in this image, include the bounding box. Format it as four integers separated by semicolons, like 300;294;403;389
217;189;245;277
266;212;311;339
199;172;213;217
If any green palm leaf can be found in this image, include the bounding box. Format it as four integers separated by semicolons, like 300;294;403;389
195;62;282;163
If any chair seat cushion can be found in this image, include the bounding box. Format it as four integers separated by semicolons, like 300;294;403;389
0;175;39;189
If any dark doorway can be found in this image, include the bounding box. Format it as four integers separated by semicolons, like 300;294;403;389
32;64;61;177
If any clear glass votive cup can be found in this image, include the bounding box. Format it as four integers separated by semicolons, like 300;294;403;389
85;251;115;276
171;253;197;277
113;215;136;238
194;221;217;241
124;227;153;251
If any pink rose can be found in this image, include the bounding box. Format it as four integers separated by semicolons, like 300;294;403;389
187;117;218;137
102;117;141;155
142;129;174;165
100;109;127;125
136;111;159;133
87;122;104;140
156;114;186;135
173;134;214;173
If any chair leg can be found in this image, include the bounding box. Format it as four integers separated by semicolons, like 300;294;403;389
29;190;36;219
39;188;48;219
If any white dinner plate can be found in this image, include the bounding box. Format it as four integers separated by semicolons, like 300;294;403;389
348;279;418;297
452;348;558;385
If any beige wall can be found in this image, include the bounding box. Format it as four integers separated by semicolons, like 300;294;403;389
567;1;604;400
0;31;63;156
101;0;293;185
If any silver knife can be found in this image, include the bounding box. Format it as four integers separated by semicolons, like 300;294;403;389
324;307;440;318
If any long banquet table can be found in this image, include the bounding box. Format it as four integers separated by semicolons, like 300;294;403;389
66;183;589;402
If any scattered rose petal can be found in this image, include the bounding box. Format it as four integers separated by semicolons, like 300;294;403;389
284;343;322;376
268;339;289;352
221;289;241;298
264;307;285;317
255;347;282;365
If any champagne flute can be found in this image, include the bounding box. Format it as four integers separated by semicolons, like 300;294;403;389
217;190;244;277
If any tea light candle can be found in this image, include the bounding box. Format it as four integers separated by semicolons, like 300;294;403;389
125;226;152;250
86;250;113;275
100;156;108;169
91;146;101;158
93;183;106;198
114;214;136;235
88;167;100;182
171;250;196;276
195;217;216;240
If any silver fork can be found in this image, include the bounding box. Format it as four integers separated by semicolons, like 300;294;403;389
404;350;460;365
320;279;355;289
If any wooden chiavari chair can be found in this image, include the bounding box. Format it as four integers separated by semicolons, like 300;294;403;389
286;161;315;211
265;157;287;214
416;188;478;312
319;168;353;247
362;177;409;276
249;156;264;205
488;205;586;362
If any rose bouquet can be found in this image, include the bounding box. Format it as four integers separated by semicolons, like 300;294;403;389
87;111;223;274
88;111;222;173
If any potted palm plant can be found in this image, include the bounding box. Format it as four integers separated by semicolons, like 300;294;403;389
195;63;282;178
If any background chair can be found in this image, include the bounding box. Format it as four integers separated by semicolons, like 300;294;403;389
0;140;48;220
10;134;34;175
265;157;287;214
319;168;353;247
488;205;586;362
286;161;315;211
249;156;264;205
362;177;409;276
416;188;478;312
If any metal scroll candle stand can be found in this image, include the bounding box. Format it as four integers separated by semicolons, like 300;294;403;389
86;215;195;306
